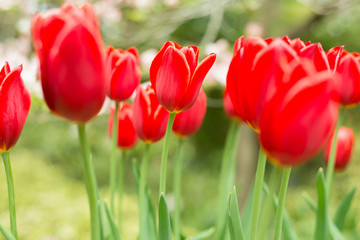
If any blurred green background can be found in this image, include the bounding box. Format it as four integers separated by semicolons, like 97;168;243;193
0;0;360;239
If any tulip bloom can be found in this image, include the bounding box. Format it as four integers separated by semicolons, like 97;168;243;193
172;88;207;138
150;41;216;113
223;89;241;122
0;63;31;153
324;127;354;171
106;46;141;101
259;60;338;166
133;85;169;143
108;103;138;150
32;3;106;123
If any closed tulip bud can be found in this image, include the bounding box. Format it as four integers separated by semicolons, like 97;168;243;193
0;62;31;153
32;3;106;123
106;46;141;101
172;88;207;138
324;126;354;171
223;89;241;122
259;60;339;167
150;41;216;113
108;103;138;150
133;85;169;143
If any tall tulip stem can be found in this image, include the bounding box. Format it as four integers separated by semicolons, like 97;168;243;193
1;152;18;239
215;121;241;240
159;112;176;196
174;139;185;240
249;147;267;240
77;124;100;240
274;167;292;240
118;149;126;228
325;107;344;196
139;144;151;240
110;102;120;215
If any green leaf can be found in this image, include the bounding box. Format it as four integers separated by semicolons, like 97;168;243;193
0;222;15;240
314;168;329;240
159;194;172;240
329;221;345;240
241;186;253;238
185;227;215;240
301;191;317;212
99;198;112;240
228;187;245;240
334;187;356;231
104;203;123;240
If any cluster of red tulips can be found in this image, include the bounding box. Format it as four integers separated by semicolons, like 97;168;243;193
0;2;357;240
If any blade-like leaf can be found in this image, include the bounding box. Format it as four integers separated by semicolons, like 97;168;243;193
301;191;317;212
104;203;123;240
99;198;112;240
334;187;356;231
159;194;172;240
329;221;345;240
186;227;215;240
0;222;15;240
228;187;245;240
314;168;328;240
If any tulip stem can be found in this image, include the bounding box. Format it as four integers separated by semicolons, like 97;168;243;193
77;124;101;240
215;121;241;240
110;102;120;215
325;107;344;196
117;149;126;229
159;112;176;196
174;139;185;240
2;152;18;239
274;167;292;240
249;147;267;240
139;144;151;240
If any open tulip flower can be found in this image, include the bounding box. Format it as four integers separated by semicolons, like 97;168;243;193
32;3;106;123
172;88;207;138
133;85;169;143
0;62;31;153
106;46;141;102
325;126;355;171
150;41;216;113
108;103;138;150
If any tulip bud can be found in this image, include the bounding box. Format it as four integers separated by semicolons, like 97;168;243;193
172;88;207;138
106;46;141;101
133;85;169;143
0;62;31;153
32;3;106;123
108;103;138;150
150;41;216;113
223;89;241;122
324;127;354;171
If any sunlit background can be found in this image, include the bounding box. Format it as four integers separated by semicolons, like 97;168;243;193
0;0;360;239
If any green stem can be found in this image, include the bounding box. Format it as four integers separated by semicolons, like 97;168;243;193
159;112;176;196
2;152;18;239
139;144;151;240
258;166;282;240
325;107;344;196
117;150;126;228
274;167;292;240
215;121;240;240
110;102;120;214
249;147;267;240
174;139;185;240
77;124;101;240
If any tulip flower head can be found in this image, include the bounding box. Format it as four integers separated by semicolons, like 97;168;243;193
324;126;354;171
223;89;241;122
133;85;169;143
172;88;207;138
32;3;106;123
108;103;138;150
150;41;216;113
106;46;141;101
0;62;31;153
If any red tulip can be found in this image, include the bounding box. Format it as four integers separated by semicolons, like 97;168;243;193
108;103;138;150
133;85;169;143
32;3;106;123
150;41;216;113
106;46;141;101
0;62;31;153
299;43;330;72
172;88;207;138
259;60;338;166
326;46;345;72
324;126;354;171
223;89;241;122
